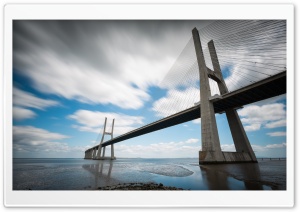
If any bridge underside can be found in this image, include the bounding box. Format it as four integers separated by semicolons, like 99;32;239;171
85;71;286;162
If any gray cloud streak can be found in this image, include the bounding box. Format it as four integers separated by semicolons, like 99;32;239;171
13;20;211;109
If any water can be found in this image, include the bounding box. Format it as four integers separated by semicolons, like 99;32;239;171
13;158;286;190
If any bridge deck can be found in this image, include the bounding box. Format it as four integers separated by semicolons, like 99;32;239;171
86;71;286;151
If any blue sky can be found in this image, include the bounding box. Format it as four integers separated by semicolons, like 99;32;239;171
12;20;286;158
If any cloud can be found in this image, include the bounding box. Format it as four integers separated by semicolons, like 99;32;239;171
68;110;144;135
114;139;284;158
267;132;286;137
13;20;285;111
13;125;70;153
244;123;261;132
13;87;60;121
185;138;199;144
265;120;286;129
13;107;36;120
248;94;286;107
152;87;200;117
265;143;286;148
115;138;199;158
13;87;59;110
218;142;286;158
207;21;286;93
251;142;286;152
151;20;285;119
238;103;286;131
13;20;211;109
192;118;201;124
221;144;236;152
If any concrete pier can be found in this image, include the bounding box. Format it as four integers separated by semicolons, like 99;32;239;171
193;28;257;164
84;117;116;160
192;28;225;163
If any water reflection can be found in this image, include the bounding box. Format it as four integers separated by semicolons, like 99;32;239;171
81;159;272;190
200;163;265;190
82;160;114;188
13;158;283;190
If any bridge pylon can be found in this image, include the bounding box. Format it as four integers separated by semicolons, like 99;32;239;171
94;117;116;160
192;27;257;164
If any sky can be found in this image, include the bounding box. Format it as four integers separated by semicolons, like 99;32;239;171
12;20;287;158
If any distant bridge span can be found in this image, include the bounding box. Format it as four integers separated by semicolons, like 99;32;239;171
87;71;286;150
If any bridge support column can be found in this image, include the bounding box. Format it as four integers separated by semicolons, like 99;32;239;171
192;28;225;164
85;151;91;159
225;109;257;162
94;117;116;160
85;150;90;159
102;147;106;157
208;40;257;163
111;144;115;158
92;148;97;159
193;28;257;164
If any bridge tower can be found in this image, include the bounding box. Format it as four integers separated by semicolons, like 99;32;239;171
94;117;116;160
192;27;257;164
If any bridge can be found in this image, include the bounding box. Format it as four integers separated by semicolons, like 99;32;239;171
84;20;286;164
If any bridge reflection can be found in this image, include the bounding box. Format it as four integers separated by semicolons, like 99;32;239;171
81;159;272;190
82;161;114;189
200;163;266;190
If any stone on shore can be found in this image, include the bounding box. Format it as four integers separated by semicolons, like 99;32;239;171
98;182;184;190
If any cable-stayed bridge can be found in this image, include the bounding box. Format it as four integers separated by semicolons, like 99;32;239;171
84;20;286;164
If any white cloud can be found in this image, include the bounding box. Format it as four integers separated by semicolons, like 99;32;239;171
238;103;286;131
244;123;261;132
114;140;285;158
218;142;286;158
221;144;236;152
152;87;200;117
192;118;201;124
68;110;144;135
19;53;151;109
267;132;286;137
14;21;209;109
265;143;286;148
265;120;286;129
115;138;200;158
13;125;71;153
13;87;60;121
14;125;69;141
13;107;36;120
185;138;199;144
13;20;285;111
252;142;286;152
249;94;286;107
13;87;59;110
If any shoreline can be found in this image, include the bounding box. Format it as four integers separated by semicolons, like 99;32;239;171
97;182;185;190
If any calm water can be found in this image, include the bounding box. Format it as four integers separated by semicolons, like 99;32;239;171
13;158;286;190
